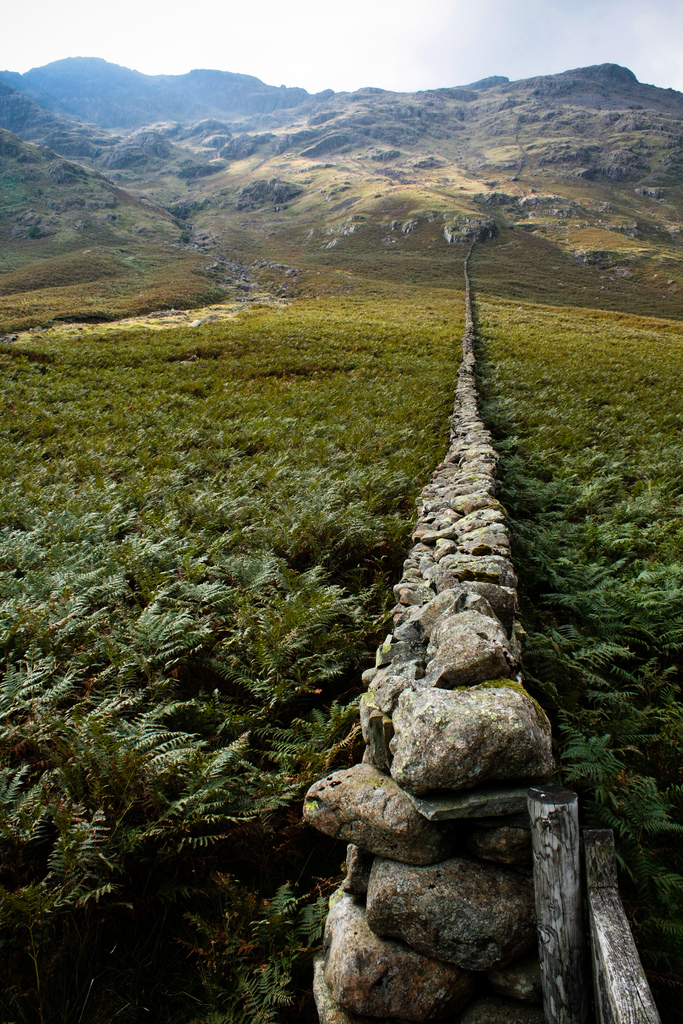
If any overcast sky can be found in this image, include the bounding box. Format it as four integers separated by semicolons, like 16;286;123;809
4;0;683;95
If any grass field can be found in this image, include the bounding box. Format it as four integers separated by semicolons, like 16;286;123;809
476;286;683;1020
0;286;464;1023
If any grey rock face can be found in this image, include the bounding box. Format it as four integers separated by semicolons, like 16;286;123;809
487;954;543;1004
304;764;453;864
459;995;545;1024
424;608;515;687
466;821;532;866
342;844;374;897
323;893;474;1022
390;684;553;795
366;856;536;970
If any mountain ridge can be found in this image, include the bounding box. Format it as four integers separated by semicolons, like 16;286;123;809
0;57;324;128
2;56;683;332
3;58;683;133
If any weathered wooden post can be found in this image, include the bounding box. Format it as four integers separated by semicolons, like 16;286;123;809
528;785;590;1024
584;829;660;1024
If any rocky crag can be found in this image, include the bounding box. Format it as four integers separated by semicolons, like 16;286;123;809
304;250;554;1024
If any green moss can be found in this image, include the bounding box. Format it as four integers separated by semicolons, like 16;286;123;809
471;678;550;731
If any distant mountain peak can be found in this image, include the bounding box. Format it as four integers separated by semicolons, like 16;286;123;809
463;76;510;91
561;62;639;85
0;58;312;129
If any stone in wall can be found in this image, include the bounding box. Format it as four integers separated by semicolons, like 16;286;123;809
487;953;543;1004
466;818;532;866
313;956;401;1024
450;493;505;518
427;553;518;592
458;526;511;558
371;659;426;716
366;856;536;971
323;892;474;1022
360;692;394;772
303;763;453;865
423;603;516;687
342;844;374;897
390;683;553;795
464;582;517;634
393;587;463;643
394;584;518;643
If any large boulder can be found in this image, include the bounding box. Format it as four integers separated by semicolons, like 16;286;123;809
390;683;553;795
366;856;536;970
304;764;453;864
323;892;474;1022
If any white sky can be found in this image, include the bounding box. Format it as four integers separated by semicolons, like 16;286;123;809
4;0;683;95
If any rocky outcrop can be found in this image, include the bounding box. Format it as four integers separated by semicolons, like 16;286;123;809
366;856;536;969
323;893;474;1022
305;245;550;1022
234;177;303;210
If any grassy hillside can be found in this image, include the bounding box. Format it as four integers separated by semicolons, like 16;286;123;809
0;127;234;331
476;285;683;1020
0;285;463;1023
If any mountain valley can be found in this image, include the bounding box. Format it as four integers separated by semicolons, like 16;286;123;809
1;58;683;332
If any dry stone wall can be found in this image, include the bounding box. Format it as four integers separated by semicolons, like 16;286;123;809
304;249;552;1024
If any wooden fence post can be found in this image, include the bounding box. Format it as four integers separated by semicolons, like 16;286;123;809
584;829;661;1024
528;785;589;1024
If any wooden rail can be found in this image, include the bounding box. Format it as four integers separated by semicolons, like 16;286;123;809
527;791;661;1024
584;830;661;1024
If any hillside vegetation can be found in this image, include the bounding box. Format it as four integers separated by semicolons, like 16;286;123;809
0;286;463;1022
477;282;683;1020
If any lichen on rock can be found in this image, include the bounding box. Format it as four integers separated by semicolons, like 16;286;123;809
389;683;553;795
